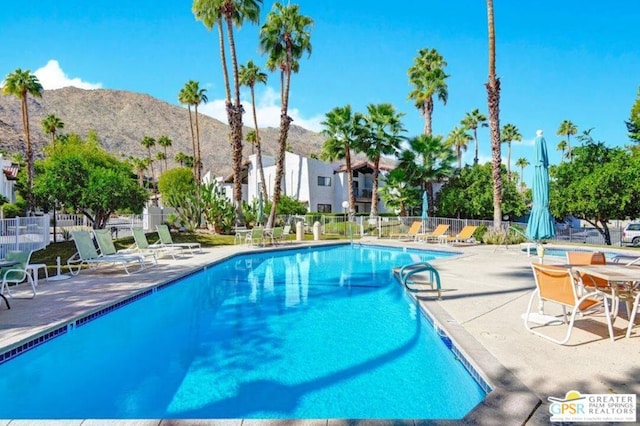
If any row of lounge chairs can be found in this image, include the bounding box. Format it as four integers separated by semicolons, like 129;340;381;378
0;225;203;307
390;222;478;245
67;225;202;276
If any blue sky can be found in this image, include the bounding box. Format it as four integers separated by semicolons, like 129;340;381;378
1;1;639;184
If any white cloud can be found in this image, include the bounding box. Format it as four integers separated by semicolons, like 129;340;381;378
198;86;323;132
34;60;102;90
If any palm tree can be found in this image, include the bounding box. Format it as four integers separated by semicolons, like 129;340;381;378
260;2;313;228
2;68;43;212
246;130;257;154
174;151;187;166
461;108;488;166
178;83;198;178
445;126;472;169
155;152;167;175
486;0;502;228
41;114;64;144
557;120;578;162
500;123;522;181
239;59;268;200
320;105;361;221
397;134;456;214
378;168;420;217
556;140;567;161
189;81;207;183
140;136;156;180
407;48;448;136
515;157;529;189
360;103;405;216
130;156;149;187
156;135;172;172
193;0;262;226
184;155;195;169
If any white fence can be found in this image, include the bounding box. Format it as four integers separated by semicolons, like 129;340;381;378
0;215;50;258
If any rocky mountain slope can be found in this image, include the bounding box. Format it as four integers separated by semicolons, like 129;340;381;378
0;87;327;177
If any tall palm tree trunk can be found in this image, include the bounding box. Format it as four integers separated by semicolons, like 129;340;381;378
226;16;245;226
187;105;197;177
251;86;268;200
423;98;434;135
473;129;479;165
217;23;231;101
22;96;34;212
486;0;502;229
370;156;381;216
194;105;202;183
267;65;293;228
346;148;355;221
507;141;512;181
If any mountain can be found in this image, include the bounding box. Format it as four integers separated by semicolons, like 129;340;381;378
0;87;327;177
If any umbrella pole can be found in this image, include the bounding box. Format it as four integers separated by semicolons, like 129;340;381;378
536;241;546;314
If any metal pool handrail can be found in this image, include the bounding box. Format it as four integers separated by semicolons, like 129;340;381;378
396;261;443;299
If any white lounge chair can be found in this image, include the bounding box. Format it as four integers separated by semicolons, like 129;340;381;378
94;229;157;266
156;225;202;254
68;230;145;275
131;227;182;260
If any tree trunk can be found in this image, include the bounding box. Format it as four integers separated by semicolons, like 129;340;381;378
507;141;511;181
194;104;202;183
217;22;231;102
423;98;434;136
486;0;502;230
370;155;380;216
187;106;197;178
473;129;479;165
346;147;355;222
226;16;245;227
251;86;268;200
21;96;34;213
267;59;293;229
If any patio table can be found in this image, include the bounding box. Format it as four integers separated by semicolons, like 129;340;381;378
571;264;640;337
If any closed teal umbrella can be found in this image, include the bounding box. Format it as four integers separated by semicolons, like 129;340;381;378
526;131;556;241
421;190;428;233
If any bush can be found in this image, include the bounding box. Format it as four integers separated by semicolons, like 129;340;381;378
1;203;22;218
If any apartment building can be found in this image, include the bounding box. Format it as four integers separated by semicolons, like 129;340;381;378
214;152;393;214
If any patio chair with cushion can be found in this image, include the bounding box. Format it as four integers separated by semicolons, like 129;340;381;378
626;288;640;338
567;251;630;319
444;225;478;244
416;224;450;243
156;225;202;254
390;221;423;241
68;230;145;276
0;250;36;299
524;263;614;344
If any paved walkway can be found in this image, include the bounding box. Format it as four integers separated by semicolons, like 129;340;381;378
0;240;638;425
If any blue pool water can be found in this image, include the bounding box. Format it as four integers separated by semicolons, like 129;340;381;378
523;246;634;261
0;244;486;419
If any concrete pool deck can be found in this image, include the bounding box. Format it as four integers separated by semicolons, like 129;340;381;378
0;240;638;425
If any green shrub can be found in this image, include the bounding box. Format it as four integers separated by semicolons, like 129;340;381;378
474;224;488;242
1;203;22;218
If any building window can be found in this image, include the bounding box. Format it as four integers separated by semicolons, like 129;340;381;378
317;204;332;213
317;176;331;186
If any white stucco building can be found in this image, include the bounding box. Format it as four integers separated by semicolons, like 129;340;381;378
214;152;394;214
0;154;18;204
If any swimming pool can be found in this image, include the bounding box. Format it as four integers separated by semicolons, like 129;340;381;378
0;244;486;419
522;246;637;262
